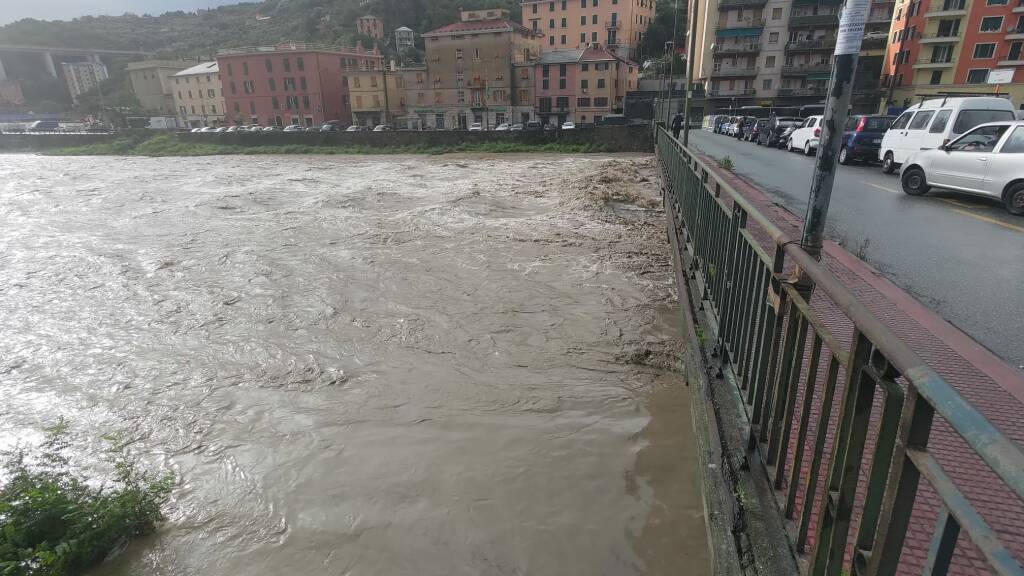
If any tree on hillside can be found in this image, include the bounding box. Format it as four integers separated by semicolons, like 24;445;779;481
641;0;687;64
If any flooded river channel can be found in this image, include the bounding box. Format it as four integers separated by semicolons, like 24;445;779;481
0;153;708;575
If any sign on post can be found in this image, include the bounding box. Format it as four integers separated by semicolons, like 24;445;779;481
834;0;872;55
987;69;1014;84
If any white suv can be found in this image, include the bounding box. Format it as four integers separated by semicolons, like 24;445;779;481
787;115;824;156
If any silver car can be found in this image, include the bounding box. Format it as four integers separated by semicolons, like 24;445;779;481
900;120;1024;215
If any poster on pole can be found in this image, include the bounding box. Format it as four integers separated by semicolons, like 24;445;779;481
834;0;872;55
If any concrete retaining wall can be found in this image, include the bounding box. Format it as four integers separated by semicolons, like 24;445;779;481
178;125;653;152
0;125;653;153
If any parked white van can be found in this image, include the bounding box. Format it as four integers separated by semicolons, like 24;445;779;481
879;97;1016;174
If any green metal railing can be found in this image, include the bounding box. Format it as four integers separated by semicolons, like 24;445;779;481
656;127;1024;576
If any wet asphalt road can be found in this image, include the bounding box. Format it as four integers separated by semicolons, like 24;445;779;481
687;130;1024;369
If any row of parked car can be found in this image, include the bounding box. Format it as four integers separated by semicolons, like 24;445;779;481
705;96;1024;215
191;119;586;134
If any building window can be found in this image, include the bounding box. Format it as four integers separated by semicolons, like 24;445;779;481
211;105;216;114
456;49;463;59
765;55;776;68
929;70;943;84
250;101;256;114
556;96;569;108
561;17;567;27
578;97;591;107
208;89;215;98
191;105;196;114
594;96;608;106
297;57;304;71
592;14;598;24
284;77;296;90
371;75;378;87
581;0;586;6
597;78;605;88
177;91;182;99
763;78;772;89
772;7;782;19
973;43;996;58
283;58;291;72
303;95;310;109
227;63;233;76
769;32;779;44
581;32;587;42
532;3;538;13
562;0;567;8
233;102;239;113
269;78;276;91
265;58;273;72
581;15;586;24
559;77;566;88
179;105;186;115
966;68;989;83
1009;41;1023;60
581;79;589;89
561;34;567;44
230;81;236;95
458;91;465;103
175;78;180;84
549;18;555;27
543;78;550;89
243;62;249;76
272;96;280;110
980;16;1003;32
592;31;598;41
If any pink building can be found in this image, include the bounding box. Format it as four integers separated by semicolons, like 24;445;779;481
534;45;638;126
217;42;383;127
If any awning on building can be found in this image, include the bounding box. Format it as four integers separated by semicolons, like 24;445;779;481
807;72;832;80
715;27;763;38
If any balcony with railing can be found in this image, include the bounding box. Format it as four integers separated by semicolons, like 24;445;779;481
788;13;840;27
781;62;833;75
716;17;766;32
866;10;894;23
912;56;956;68
998;51;1024;65
785;38;836;51
924;0;967;17
861;34;889;49
605;19;620;29
1007;24;1024;39
1015;0;1024;12
711;66;760;77
776;86;827;97
718;0;769;8
713;42;763;55
919;31;962;43
706;88;757;97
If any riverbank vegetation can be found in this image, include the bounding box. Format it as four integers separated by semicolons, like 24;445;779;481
0;420;173;576
41;134;612;157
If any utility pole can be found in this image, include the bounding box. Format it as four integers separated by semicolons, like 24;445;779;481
682;0;699;145
381;61;391;127
800;0;870;258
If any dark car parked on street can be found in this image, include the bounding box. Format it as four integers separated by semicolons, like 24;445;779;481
746;119;768;142
736;116;757;139
839;114;895;164
757;116;802;147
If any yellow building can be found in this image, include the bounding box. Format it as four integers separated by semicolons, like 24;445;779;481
172;61;226;128
347;64;407;127
125;60;187;115
521;0;656;60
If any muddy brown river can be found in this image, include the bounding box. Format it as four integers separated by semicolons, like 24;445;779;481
0;153;708;575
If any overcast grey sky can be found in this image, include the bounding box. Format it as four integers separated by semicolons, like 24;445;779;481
0;0;234;26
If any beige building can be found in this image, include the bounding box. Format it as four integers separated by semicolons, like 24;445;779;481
521;0;656;60
534;45;638;125
172;61;226;128
693;0;893;112
126;60;188;114
421;9;543;129
347;64;408;127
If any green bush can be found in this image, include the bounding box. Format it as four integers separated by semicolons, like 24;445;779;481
0;420;173;576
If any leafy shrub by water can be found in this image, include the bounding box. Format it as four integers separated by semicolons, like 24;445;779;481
0;420;173;576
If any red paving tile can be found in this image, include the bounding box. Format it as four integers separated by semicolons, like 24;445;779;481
685;149;1024;575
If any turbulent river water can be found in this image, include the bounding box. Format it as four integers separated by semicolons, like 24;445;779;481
0;153;707;575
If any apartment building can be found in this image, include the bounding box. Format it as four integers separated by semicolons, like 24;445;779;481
217;42;383;127
172;61;226;128
883;0;1024;109
420;9;543;129
126;60;188;114
534;45;639;125
695;0;893;111
62;61;108;105
520;0;656;59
